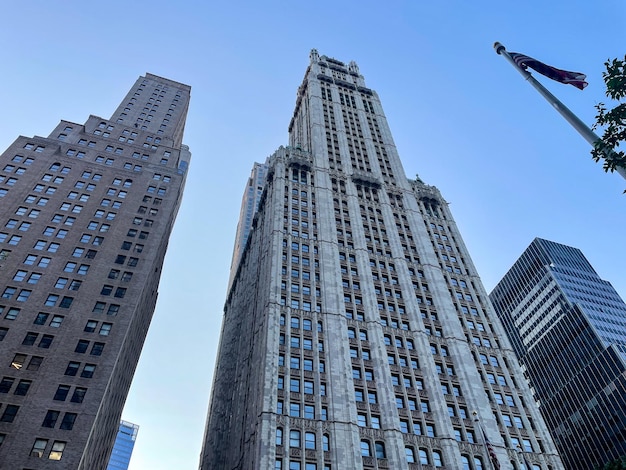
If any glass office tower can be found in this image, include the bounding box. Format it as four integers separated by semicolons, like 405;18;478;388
491;238;626;469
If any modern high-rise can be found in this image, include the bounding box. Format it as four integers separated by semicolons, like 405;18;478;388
201;50;563;470
0;73;191;469
106;420;139;470
490;238;626;469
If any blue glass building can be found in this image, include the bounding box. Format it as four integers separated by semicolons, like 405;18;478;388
106;420;139;470
490;238;626;469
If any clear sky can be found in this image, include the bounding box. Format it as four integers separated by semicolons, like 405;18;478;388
1;1;625;469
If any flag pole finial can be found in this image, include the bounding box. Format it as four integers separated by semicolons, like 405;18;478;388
493;42;505;55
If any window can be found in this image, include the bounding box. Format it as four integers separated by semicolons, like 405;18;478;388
42;410;60;428
75;340;89;354
81;364;96;378
54;385;70;401
38;335;53;348
5;307;20;320
375;442;386;459
27;356;43;371
305;432;316;450
360;440;371;457
31;438;48;458
71;387;86;403
59;412;77;430
64;362;80;376
98;323;113;336
0;377;14;393
49;441;66;461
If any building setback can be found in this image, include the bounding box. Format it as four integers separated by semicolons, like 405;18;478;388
106;420;139;470
490;238;626;469
0;73;190;469
200;50;563;470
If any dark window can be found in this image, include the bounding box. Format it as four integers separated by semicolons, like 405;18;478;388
59;413;77;430
14;380;31;396
22;332;38;346
27;356;43;371
53;385;70;401
38;335;53;349
90;343;104;356
70;387;86;403
42;410;60;428
0;378;14;393
0;405;19;423
64;362;80;376
75;340;89;354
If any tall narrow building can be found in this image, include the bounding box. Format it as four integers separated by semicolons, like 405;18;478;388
490;238;626;469
201;50;562;470
0;73;191;469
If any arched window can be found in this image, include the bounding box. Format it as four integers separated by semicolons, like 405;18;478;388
289;430;301;447
461;455;471;470
322;434;329;451
375;441;386;459
317;321;323;332
474;456;484;469
433;450;443;467
291;316;300;329
419;448;429;464
276;428;283;446
305;432;316;450
360;440;371;457
405;446;416;463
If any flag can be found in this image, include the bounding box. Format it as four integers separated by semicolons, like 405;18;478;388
509;52;588;90
481;428;501;470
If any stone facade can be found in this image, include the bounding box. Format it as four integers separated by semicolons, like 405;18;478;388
201;51;563;470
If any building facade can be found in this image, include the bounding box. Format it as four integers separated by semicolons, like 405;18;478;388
0;73;190;469
490;238;626;469
201;50;562;470
229;161;269;287
106;420;139;470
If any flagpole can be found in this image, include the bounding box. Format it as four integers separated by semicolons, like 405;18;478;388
494;42;626;181
473;412;497;470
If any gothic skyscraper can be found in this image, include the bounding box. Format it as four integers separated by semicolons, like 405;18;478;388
201;51;562;470
0;73;190;469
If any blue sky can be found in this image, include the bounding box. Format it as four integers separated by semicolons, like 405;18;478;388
1;1;625;469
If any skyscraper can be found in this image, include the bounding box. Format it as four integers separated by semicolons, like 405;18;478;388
490;238;626;469
229;161;269;287
106;420;139;470
201;50;562;470
0;73;190;469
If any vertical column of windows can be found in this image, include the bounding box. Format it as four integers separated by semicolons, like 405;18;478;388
340;107;371;173
322;88;342;172
276;164;327;470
